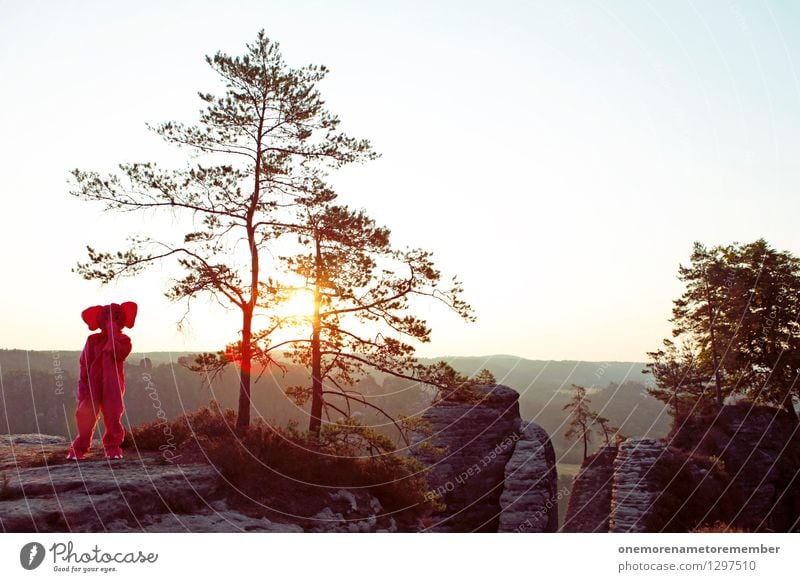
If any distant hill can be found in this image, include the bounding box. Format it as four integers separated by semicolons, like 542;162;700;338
0;349;668;464
0;349;650;393
419;355;650;397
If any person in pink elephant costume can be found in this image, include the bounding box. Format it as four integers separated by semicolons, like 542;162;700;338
67;301;137;460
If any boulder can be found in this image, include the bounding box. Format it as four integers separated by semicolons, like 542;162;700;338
562;445;617;532
497;420;558;532
609;438;665;532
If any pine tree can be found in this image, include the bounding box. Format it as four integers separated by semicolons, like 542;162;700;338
672;242;735;406
272;197;476;436
563;384;594;461
70;31;376;429
645;339;712;419
592;413;626;446
725;239;800;421
649;239;800;424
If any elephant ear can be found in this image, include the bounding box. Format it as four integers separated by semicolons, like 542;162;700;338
81;305;105;331
120;301;138;328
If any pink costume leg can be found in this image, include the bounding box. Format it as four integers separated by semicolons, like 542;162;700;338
70;392;101;455
101;364;126;457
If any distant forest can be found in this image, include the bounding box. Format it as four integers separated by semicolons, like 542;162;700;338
0;349;667;463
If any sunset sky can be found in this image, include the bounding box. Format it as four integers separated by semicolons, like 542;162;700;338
2;0;800;362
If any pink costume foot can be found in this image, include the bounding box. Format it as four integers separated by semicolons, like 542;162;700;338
105;447;123;459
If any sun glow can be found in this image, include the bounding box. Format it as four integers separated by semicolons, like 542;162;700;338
273;288;317;321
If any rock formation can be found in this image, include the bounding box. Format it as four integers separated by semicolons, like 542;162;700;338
498;420;558;532
670;403;800;532
608;438;664;532
563;403;800;532
561;445;616;533
412;384;558;532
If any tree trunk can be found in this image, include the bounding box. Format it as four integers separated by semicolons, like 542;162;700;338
704;276;725;406
582;427;588;461
308;234;324;437
309;320;323;436
708;324;724;406
237;111;263;432
236;306;253;430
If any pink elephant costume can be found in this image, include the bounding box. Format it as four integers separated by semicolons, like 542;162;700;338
67;302;137;460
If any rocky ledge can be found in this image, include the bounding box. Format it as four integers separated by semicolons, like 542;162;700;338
1;387;560;534
0;434;394;533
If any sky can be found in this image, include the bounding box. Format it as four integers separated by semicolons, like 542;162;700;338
1;0;800;362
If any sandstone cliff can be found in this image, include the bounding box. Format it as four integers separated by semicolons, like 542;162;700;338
561;445;616;533
411;384;558;532
562;403;800;532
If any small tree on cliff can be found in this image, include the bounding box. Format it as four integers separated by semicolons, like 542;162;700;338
70;31;375;429
592;413;626;446
563;384;594;461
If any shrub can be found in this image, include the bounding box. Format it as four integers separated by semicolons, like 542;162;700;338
646;448;740;532
123;401;435;516
692;521;749;533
